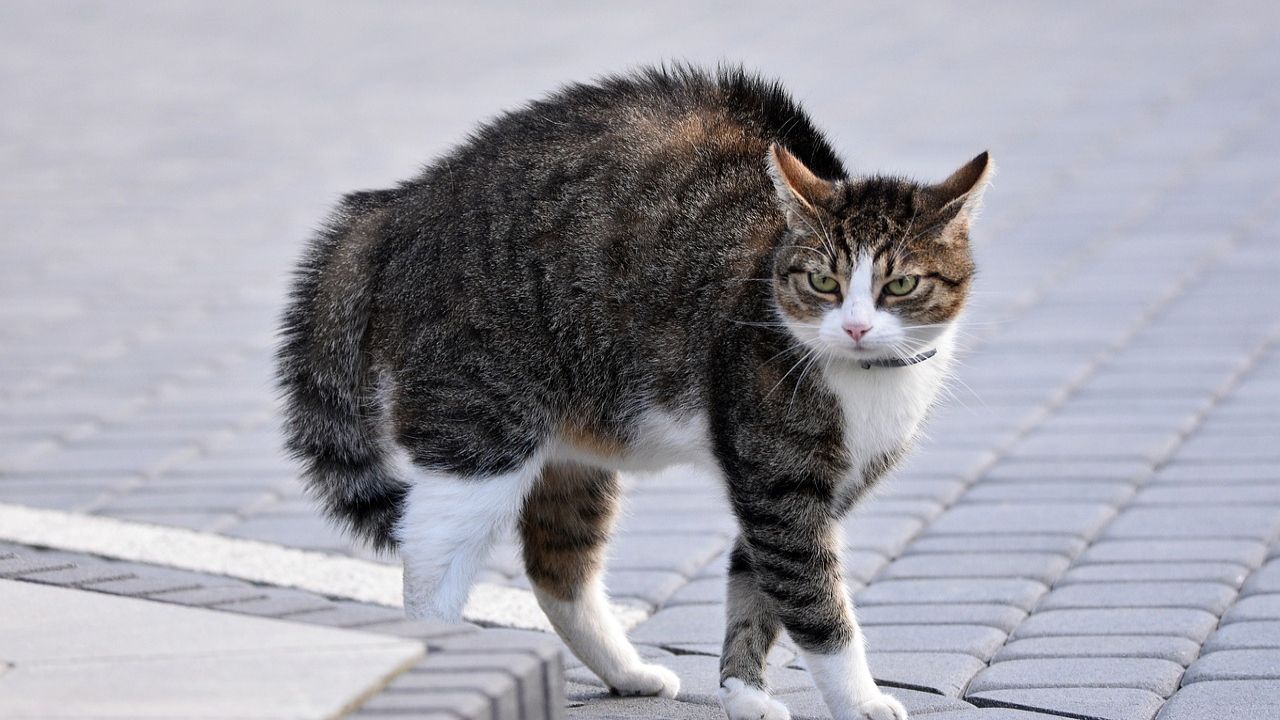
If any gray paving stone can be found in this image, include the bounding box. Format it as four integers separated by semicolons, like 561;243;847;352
0;557;75;578
963;482;1135;505
82;576;203;597
862;624;1008;661
608;533;728;578
968;658;1185;696
1223;594;1280;623
995;636;1201;666
926;504;1116;537
1059;562;1250;587
565;689;723;719
1035;582;1238;614
841;516;927;556
1101;507;1280;541
856;604;1027;633
878;553;1070;585
215;593;336;618
856;579;1049;610
877;479;969;504
1011;609;1220;642
1183;650;1280;684
866;651;987;696
566;655;811;706
664;578;724;606
16;565;136;587
925;710;1071;720
1202;622;1280;652
904;535;1087;558
630;605;724;645
969;687;1165;720
777;685;974;719
156;586;272;607
982;460;1153;484
1132;485;1280;506
602;570;688;608
1155;680;1280;720
1080;539;1267;567
844;550;892;584
1008;432;1178;463
288;602;404;628
1152;464;1280;484
1242;559;1280;595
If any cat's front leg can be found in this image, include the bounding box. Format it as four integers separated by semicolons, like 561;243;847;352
727;486;907;720
719;537;790;720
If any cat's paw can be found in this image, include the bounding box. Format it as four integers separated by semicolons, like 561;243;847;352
608;662;681;699
855;692;909;720
718;678;791;720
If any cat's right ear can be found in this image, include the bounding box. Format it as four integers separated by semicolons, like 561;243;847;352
767;143;835;219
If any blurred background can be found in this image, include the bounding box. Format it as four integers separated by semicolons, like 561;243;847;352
2;3;1279;718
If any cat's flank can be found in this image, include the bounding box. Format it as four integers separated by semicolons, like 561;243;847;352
278;66;990;720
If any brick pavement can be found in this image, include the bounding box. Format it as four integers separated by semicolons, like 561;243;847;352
3;2;1280;718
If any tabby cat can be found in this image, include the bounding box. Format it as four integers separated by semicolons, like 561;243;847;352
277;66;990;720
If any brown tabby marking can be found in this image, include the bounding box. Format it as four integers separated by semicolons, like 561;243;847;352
519;462;620;601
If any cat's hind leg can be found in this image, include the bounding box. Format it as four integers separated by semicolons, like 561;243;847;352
397;457;541;622
520;462;680;698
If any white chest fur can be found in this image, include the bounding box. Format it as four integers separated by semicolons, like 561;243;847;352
821;336;953;488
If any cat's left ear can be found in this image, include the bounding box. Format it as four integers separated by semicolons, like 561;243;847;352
768;143;836;219
928;151;994;240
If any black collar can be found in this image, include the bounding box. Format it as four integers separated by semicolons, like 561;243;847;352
858;348;937;370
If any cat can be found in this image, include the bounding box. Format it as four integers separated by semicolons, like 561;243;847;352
277;65;990;720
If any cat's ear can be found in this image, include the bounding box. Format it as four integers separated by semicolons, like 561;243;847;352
928;152;994;239
768;143;835;218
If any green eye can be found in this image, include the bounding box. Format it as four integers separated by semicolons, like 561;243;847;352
884;276;919;296
808;272;838;294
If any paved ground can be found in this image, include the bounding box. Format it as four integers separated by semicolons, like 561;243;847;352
3;2;1280;718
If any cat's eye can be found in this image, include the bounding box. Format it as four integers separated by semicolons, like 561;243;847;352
808;272;838;294
884;276;919;297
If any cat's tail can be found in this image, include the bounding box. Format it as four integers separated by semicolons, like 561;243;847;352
275;189;406;552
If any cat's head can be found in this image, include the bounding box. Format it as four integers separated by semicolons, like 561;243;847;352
767;144;991;364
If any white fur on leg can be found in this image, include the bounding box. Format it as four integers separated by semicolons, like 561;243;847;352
397;457;540;622
802;637;908;720
719;677;791;720
533;576;680;698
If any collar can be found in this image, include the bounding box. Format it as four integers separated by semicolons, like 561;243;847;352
858;348;937;370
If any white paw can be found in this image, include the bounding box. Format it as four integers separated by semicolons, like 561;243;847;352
608;662;681;699
856;692;908;720
719;678;791;720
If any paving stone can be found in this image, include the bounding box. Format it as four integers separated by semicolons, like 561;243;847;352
82;576;203;597
0;557;75;578
1012;609;1220;642
1080;539;1267;567
1223;594;1280;623
778;685;974;719
214;593;337;618
1059;562;1250;587
601;570;688;608
288;602;404;628
925;710;1072;720
1008;432;1178;463
156;585;273;607
1155;680;1280;719
665;643;796;668
16;565;137;587
567;654;811;706
866;651;987;696
841;516;927;556
904;535;1087;558
926;504;1115;537
1202;621;1280;652
630;605;724;645
995;636;1201;666
1101;507;1280;541
843;550;892;584
1035;582;1238;614
1242;559;1280;595
856;579;1049;610
969;687;1165;720
856;604;1027;633
1183;650;1280;684
565;689;724;719
982;461;1153;484
877;479;969;504
1132;485;1280;506
963;482;1135;505
968;658;1185;696
664;578;724;606
861;624;1008;660
608;533;728;577
878;553;1070;584
1152;464;1280;484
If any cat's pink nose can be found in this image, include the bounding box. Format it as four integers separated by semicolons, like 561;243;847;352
843;322;872;342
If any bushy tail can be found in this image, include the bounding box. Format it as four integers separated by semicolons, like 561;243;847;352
276;189;405;551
